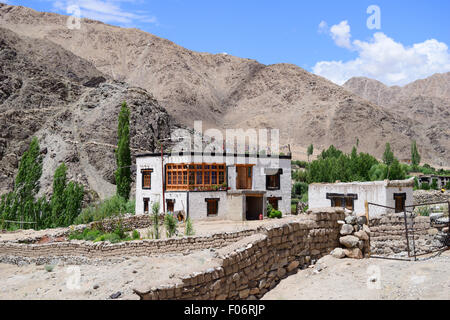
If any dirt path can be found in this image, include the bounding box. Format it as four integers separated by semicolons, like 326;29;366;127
262;251;450;300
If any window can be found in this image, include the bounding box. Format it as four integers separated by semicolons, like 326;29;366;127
266;169;282;190
394;193;406;213
142;169;153;189
206;198;219;216
326;193;358;210
165;163;227;191
236;165;253;189
167;199;175;213
143;198;149;213
268;197;281;210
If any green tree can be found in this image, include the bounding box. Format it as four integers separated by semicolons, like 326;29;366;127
51;163;67;227
411;140;421;169
307;144;314;162
382;143;394;166
63;181;84;227
115;102;132;200
9;137;43;228
386;158;406;180
430;178;438;190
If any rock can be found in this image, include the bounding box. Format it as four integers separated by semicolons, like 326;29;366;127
340;224;354;235
353;225;360;232
343;248;363;259
436;217;449;224
239;289;250;299
110;291;122;299
277;267;286;278
345;216;357;225
286;260;300;272
339;235;360;248
443;227;449;233
354;230;369;241
331;247;346;259
430;212;444;221
93;284;99;290
428;228;439;236
357;216;367;225
363;224;371;235
337;220;345;225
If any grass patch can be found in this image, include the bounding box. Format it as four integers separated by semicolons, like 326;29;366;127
73;195;135;225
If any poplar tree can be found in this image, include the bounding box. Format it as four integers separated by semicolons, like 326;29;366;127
115;101;132;200
50;163;68;227
382;143;394;166
307;144;314;162
411;140;421;169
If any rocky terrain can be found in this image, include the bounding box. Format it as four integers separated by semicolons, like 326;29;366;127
1;3;448;166
344;73;450;167
0;26;173;200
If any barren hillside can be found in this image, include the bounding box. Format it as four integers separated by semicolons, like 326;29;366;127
0;26;172;199
0;3;448;167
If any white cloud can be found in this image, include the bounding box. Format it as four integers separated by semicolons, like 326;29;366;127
318;20;328;34
329;20;352;49
313;21;450;86
52;0;158;26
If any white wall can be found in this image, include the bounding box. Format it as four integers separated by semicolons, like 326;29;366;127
188;191;228;220
308;180;413;217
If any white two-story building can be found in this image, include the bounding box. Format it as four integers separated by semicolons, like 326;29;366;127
135;152;291;220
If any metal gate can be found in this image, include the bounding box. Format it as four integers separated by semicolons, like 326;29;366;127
367;201;449;261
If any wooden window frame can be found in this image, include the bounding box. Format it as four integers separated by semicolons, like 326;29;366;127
393;193;406;213
165;163;227;191
236;164;254;190
143;197;149;213
326;193;358;210
141;169;153;190
205;198;219;216
266;169;282;190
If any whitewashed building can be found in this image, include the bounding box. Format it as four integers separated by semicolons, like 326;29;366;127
308;179;414;217
135;152;291;220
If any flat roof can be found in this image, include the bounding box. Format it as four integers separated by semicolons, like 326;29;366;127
310;178;414;188
136;151;292;159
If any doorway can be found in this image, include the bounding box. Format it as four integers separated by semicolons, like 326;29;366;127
246;196;263;220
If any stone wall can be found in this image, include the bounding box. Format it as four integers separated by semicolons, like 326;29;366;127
413;190;450;205
133;208;345;300
369;213;447;256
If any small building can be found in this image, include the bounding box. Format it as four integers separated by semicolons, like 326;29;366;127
417;175;450;189
135;152;291;220
308;179;414;217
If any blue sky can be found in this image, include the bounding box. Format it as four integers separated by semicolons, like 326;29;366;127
6;0;450;86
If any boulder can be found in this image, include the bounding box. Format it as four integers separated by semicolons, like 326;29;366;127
357;215;367;225
354;230;369;241
345;216;357;225
340;224;354;235
337;220;345;225
330;247;346;259
343;248;363;259
363;224;371;235
286;260;300;272
339;235;360;248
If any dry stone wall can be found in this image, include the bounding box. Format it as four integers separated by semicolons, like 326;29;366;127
369;213;447;256
133;208;345;300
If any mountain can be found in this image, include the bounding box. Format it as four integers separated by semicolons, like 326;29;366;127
344;74;450;166
0;3;448;174
0;26;172;200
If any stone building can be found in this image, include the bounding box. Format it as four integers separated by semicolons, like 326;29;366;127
417;174;450;189
308;179;414;217
135;152;291;220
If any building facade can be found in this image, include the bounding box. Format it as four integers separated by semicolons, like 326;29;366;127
135;152;291;220
308;179;414;217
417;175;450;190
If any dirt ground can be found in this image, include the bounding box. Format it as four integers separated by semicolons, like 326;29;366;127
0;249;221;300
263;250;450;300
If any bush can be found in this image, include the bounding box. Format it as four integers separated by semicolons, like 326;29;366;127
45;265;54;272
417;206;430;217
164;213;177;238
74;195;135;225
291;204;297;214
292;182;308;197
132;229;140;240
151;202;161;239
185;217;194;236
268;210;282;219
421;182;430;190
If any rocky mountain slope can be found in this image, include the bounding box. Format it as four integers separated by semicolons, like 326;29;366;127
344;74;450;166
0;26;172;200
0;3;448;168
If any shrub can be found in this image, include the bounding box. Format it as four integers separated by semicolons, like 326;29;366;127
268;210;282;219
132;229;140;240
421;182;430;190
266;203;274;216
151;202;160;239
74;196;135;225
291;204;297;214
164;213;177;238
417;206;430;217
185;217;194;236
430;179;438;190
